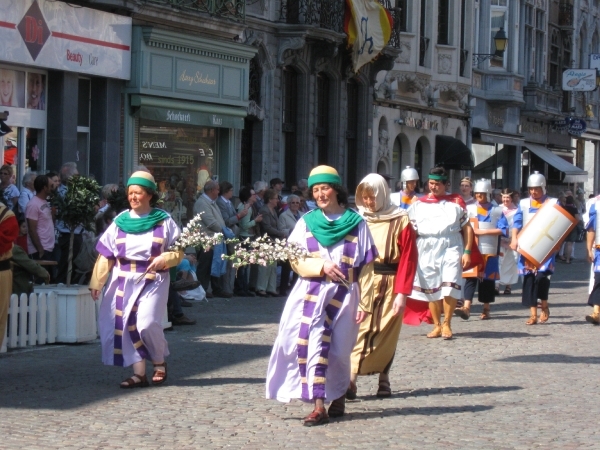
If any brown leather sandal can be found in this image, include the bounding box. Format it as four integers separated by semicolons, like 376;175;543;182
152;362;167;385
525;315;537;325
303;407;329;426
427;325;442;338
539;307;550;323
480;307;491;320
120;374;149;389
376;380;392;398
328;396;346;418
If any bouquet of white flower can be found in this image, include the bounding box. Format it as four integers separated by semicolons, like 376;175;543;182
168;212;226;252
222;234;309;268
136;212;232;284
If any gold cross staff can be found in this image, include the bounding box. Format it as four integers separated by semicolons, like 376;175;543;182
530;216;558;249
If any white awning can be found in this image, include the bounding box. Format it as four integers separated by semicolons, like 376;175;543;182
524;143;588;183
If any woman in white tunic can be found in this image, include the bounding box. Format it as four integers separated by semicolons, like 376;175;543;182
90;171;183;388
498;188;519;294
407;167;473;340
266;165;377;426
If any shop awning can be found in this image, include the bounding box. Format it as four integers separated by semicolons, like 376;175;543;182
472;128;525;147
524;143;588;183
131;95;246;129
435;135;474;170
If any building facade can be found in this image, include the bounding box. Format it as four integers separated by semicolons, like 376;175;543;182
373;0;475;190
0;0;131;186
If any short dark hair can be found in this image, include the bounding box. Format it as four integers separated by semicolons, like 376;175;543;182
429;166;448;179
219;181;233;195
239;186;253;203
311;183;348;206
34;175;50;193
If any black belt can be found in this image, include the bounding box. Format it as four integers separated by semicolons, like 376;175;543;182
374;263;399;275
0;259;11;272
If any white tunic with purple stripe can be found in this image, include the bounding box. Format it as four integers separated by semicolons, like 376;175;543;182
96;212;180;367
266;216;377;403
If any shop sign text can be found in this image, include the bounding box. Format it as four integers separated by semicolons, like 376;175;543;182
403;117;439;131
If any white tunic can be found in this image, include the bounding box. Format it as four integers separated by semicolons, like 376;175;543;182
407;200;468;301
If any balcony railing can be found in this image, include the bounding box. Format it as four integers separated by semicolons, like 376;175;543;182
279;0;400;49
558;2;573;27
280;0;344;32
143;0;245;22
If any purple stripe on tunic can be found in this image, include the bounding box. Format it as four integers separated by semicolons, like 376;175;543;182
113;275;126;366
306;235;320;254
150;224;164;257
96;241;116;259
298;280;322;400
127;278;150;361
311;284;347;399
117;258;168;274
116;228;127;258
357;243;379;273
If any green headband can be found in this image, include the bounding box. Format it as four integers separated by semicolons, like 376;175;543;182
308;173;342;189
127;176;157;191
428;174;448;181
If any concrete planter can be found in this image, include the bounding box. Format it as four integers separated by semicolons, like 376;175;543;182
33;285;97;343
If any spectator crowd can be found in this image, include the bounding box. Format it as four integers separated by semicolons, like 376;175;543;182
0;162;316;328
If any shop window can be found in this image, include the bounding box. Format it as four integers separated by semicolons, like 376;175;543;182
138;124;217;226
0;68;25;108
26;72;46;110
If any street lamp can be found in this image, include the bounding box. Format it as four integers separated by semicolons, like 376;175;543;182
472;27;509;66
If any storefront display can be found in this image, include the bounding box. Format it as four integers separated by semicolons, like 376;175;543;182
138;123;217;224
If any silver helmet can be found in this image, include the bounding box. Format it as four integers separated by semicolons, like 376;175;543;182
473;178;492;195
400;166;419;183
527;171;546;194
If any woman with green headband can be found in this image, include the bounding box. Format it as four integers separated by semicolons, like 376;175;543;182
266;165;378;426
89;171;183;388
405;166;473;340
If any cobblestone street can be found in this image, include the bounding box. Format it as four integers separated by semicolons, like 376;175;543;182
1;247;599;449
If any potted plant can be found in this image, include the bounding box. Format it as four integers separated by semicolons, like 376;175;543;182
53;175;101;286
34;175;101;343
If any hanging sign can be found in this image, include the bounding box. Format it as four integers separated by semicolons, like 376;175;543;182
562;69;597;91
568;118;587;136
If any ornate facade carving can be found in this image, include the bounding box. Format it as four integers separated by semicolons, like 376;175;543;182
277;36;306;66
378;129;390;159
311;42;338;73
397;40;411;64
437;53;452;74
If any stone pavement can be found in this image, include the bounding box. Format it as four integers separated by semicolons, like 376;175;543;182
1;246;600;449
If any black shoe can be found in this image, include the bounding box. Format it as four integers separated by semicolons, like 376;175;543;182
172;314;196;325
180;299;193;307
244;290;256;297
213;290;233;298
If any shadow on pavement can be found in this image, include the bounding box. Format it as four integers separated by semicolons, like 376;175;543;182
457;331;549;339
357;384;522;401
171;377;265;387
496;353;600;364
0;342;272;410
343;404;494;420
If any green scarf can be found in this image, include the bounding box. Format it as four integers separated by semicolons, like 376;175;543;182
303;208;363;247
114;208;169;234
